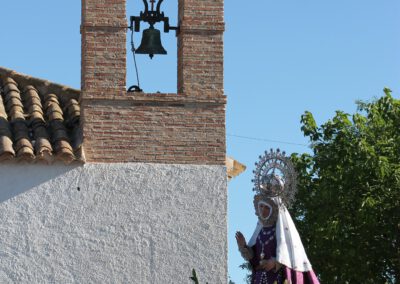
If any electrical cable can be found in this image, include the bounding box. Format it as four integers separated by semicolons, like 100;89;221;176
226;133;309;147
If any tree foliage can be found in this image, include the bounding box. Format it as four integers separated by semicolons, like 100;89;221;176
239;261;252;284
291;89;400;283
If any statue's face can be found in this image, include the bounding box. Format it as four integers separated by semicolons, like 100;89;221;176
253;196;278;226
258;202;271;219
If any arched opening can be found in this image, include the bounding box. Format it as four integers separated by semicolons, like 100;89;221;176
126;0;178;93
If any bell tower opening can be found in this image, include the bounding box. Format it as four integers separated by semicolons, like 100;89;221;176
126;0;178;93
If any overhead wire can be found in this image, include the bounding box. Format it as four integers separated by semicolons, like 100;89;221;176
226;133;309;147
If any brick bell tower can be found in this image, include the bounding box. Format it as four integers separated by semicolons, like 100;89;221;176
80;0;227;282
81;0;226;164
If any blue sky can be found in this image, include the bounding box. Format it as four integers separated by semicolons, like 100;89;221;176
1;1;400;283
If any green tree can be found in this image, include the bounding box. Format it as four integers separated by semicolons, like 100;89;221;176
291;89;400;283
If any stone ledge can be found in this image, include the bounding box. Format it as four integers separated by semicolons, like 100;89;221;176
81;92;227;106
179;22;225;34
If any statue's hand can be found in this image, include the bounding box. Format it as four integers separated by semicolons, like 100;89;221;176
235;231;246;248
236;232;254;260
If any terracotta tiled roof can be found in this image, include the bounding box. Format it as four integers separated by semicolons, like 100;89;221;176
226;156;246;181
0;67;83;164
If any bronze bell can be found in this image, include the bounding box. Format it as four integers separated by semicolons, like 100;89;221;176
135;26;167;59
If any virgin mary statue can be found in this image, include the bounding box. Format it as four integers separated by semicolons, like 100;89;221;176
236;149;320;284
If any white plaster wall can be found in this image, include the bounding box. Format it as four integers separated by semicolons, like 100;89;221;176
0;163;227;284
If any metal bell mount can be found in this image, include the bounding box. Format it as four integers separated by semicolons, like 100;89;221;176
130;0;179;59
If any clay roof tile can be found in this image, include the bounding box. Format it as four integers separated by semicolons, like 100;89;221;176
0;67;83;164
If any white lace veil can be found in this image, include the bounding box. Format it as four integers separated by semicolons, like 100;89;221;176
247;198;313;272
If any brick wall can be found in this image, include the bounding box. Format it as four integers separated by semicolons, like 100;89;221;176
81;0;127;95
81;0;226;165
178;0;225;95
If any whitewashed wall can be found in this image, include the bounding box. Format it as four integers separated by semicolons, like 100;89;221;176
0;163;227;283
